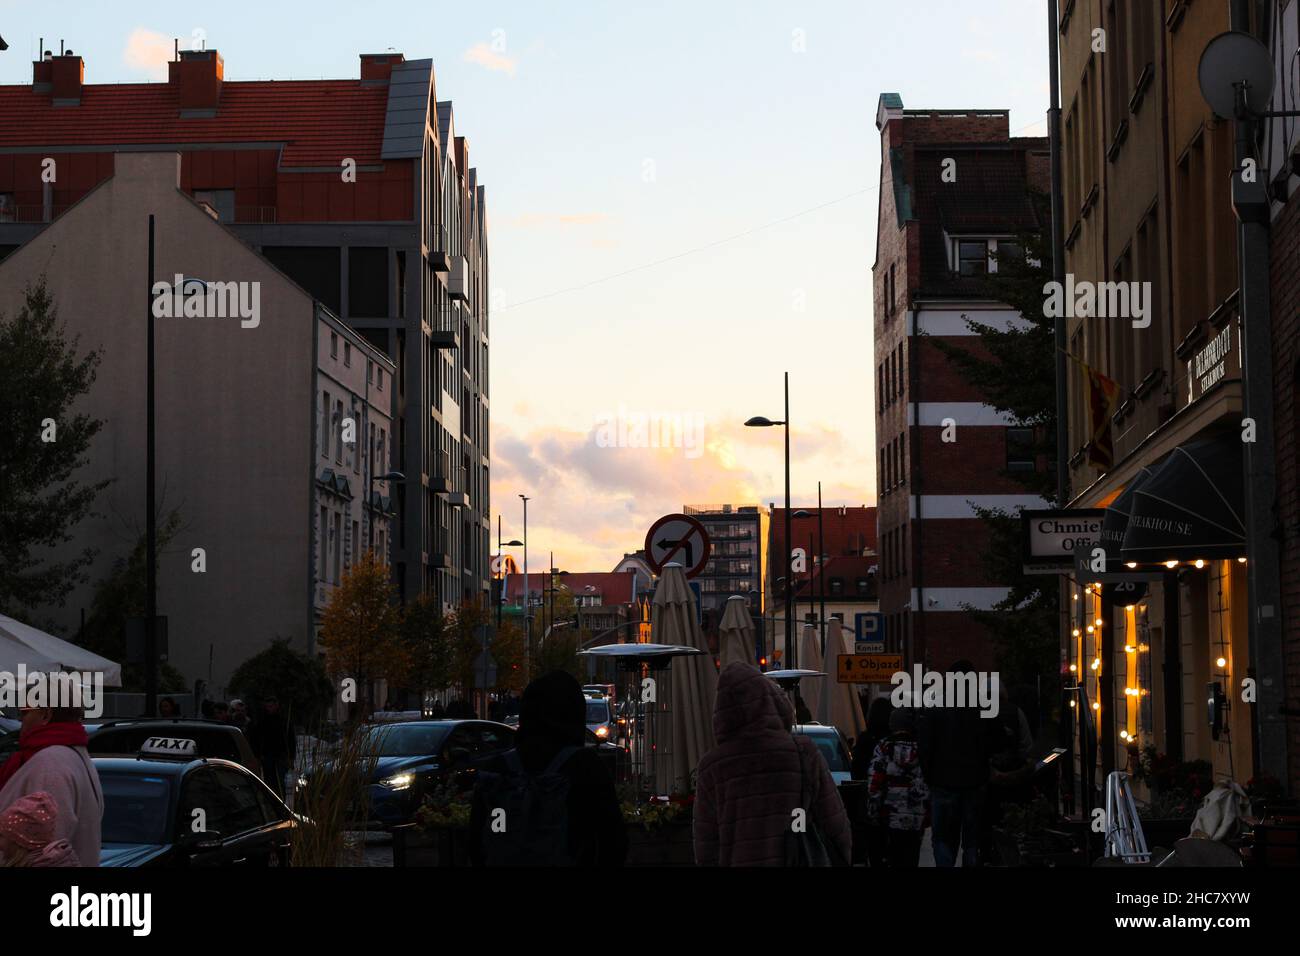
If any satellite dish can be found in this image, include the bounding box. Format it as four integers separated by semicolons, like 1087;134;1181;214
1198;31;1274;118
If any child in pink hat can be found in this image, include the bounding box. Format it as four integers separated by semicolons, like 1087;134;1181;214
0;791;81;867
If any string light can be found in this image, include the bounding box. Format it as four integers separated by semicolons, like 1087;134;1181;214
1194;559;1206;569
1237;557;1247;564
1125;644;1136;653
1164;560;1179;569
1095;618;1103;627
1072;628;1081;637
1092;702;1101;711
1086;625;1095;634
1125;562;1137;569
1091;658;1101;670
1216;656;1227;668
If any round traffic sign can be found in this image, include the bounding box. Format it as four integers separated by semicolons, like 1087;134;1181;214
644;513;712;578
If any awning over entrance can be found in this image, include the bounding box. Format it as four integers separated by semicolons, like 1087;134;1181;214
1120;433;1245;561
1099;466;1154;565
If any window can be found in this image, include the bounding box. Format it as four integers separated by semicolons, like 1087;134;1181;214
334;400;344;464
193;189;235;222
992;240;1024;272
351;520;359;565
0;193;14;223
330;333;339;359
377;368;384;391
321;390;331;459
344;342;352;368
348;247;389;318
332;513;342;583
957;239;989;276
829;577;844;596
888;263;896;315
1007;427;1036;472
319;507;328;581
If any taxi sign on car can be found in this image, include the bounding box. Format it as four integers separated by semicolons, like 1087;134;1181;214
139;736;198;759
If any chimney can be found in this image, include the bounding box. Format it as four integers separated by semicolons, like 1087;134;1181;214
168;49;223;112
48;52;84;104
360;52;404;84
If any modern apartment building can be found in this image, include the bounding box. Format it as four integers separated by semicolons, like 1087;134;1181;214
0;151;394;693
871;94;1051;670
682;504;768;632
0;46;492;617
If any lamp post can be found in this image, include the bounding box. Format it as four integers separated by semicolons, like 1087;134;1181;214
369;469;405;552
496;515;523;630
795;487;828;655
519;494;531;678
746;372;792;668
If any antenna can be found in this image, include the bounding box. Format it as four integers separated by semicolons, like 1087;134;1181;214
1198;31;1275;119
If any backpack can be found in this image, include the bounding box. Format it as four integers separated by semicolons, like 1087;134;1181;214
783;735;834;867
476;746;580;866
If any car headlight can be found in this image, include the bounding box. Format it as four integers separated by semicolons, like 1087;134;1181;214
380;772;414;791
595;726;609;738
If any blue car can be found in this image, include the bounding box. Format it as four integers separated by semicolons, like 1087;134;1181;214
97;736;300;866
302;719;516;829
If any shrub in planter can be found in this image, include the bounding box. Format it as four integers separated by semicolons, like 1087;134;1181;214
622;795;695;867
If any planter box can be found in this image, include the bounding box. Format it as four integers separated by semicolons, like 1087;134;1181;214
392;823;470;867
626;821;694;867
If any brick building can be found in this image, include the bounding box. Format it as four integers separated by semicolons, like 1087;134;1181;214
1052;0;1283;797
0;46;492;621
871;94;1050;670
767;505;879;643
1264;0;1300;795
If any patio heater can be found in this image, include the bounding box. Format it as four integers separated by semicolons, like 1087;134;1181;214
579;643;704;799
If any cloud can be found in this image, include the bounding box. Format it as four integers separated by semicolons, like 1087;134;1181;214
502;212;611;229
463;42;518;77
123;28;172;81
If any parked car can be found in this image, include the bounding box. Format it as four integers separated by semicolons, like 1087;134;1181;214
792;723;853;785
97;736;300;866
88;718;259;772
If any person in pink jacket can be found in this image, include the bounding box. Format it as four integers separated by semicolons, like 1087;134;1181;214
0;705;103;866
0;791;81;866
694;663;852;866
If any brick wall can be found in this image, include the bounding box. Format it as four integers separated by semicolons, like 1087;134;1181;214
1270;192;1300;795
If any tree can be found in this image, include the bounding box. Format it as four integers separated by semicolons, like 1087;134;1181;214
318;551;407;715
489;617;528;694
929;219;1061;713
446;599;490;694
77;509;187;693
228;640;334;730
400;592;451;693
0;279;110;616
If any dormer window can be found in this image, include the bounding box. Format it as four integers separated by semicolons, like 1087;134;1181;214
957;239;990;276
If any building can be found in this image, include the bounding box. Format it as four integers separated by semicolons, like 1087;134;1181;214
871;94;1050;670
1052;0;1286;797
1264;1;1300;796
501;571;644;646
767;506;879;644
0;46;492;618
682;504;768;626
0;151;394;693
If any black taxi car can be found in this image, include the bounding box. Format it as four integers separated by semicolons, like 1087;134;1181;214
97;736;301;867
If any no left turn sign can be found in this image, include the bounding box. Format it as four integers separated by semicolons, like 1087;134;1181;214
645;513;712;578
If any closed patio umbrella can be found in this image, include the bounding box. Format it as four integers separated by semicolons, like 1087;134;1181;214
0;613;122;686
717;596;755;670
825;619;866;742
650;564;716;795
798;624;827;724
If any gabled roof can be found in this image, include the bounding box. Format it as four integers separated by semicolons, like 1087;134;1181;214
380;58;434;160
0;80;391;167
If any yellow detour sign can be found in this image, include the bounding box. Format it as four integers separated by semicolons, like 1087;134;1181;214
837;654;902;684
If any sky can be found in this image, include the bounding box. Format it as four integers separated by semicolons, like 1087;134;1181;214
0;0;1050;573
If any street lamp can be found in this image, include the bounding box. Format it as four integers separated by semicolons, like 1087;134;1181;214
495;514;523;630
746;371;793;668
519;494;531;679
369;469;404;552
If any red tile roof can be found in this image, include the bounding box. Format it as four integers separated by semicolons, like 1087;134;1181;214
0;80;390;167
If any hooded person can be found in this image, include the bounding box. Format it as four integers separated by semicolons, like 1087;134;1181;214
693;663;851;866
0;704;102;867
469;671;627;866
0;791;81;867
866;708;929;867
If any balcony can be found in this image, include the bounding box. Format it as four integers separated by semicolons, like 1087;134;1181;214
448;256;470;302
430;224;451;272
430;550;453;569
431;451;452;494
